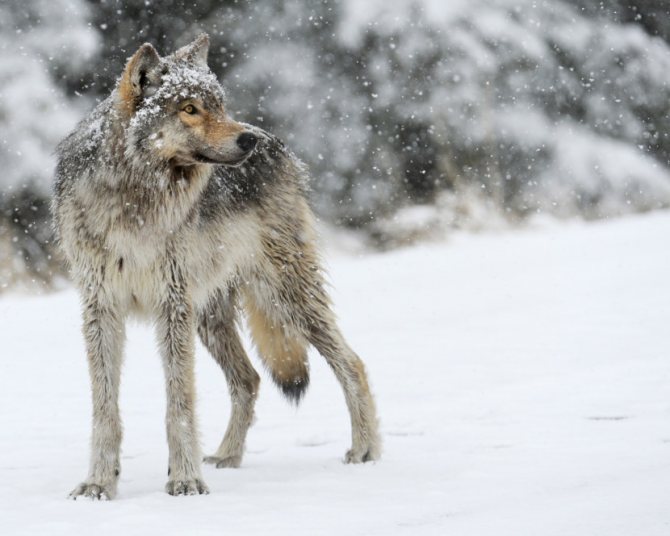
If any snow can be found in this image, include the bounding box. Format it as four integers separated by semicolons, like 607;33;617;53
339;0;468;46
323;0;670;222
0;0;98;194
1;212;670;535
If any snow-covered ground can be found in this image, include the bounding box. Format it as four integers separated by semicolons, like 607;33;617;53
1;212;669;535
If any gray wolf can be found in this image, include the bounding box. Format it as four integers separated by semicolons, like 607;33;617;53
53;34;380;500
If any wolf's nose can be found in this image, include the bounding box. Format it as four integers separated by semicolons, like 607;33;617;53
237;132;258;152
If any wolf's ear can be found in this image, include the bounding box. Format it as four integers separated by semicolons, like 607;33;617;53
118;43;161;116
174;33;210;68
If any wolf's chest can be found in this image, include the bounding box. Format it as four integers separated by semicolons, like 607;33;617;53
102;232;166;314
101;212;262;314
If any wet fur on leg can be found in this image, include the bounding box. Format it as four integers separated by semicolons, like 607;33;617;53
198;288;260;467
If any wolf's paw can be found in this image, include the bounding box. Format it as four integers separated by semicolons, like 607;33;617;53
165;478;209;496
344;442;381;464
68;482;114;500
203;454;242;468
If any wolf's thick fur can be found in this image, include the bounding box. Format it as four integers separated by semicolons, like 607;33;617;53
53;35;380;500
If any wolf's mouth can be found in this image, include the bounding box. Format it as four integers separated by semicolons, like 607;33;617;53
193;152;225;164
193;152;250;167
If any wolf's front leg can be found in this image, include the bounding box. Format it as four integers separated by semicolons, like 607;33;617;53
69;296;125;500
156;276;208;496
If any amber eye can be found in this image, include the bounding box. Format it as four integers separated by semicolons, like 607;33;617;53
183;104;196;115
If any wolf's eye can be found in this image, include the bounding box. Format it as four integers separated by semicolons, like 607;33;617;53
183;104;197;115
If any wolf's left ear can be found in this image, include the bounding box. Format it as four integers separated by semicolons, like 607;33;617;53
118;43;161;116
174;33;210;68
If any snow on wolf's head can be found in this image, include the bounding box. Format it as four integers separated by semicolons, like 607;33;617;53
117;34;258;168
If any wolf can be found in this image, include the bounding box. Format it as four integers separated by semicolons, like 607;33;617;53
53;34;380;500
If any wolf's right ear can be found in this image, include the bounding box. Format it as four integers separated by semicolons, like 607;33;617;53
174;33;210;68
117;43;161;117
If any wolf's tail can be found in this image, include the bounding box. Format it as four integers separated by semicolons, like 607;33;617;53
244;297;310;404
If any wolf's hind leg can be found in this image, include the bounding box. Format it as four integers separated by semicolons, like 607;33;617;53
307;312;381;463
198;288;260;468
252;260;380;462
253;201;380;463
69;297;125;500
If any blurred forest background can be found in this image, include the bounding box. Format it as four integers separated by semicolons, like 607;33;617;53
1;0;669;290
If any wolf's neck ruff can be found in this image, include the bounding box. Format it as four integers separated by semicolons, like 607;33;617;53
170;162;194;183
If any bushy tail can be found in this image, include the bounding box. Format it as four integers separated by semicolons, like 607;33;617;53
244;297;309;404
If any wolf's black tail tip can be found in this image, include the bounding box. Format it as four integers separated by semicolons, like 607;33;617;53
275;375;310;405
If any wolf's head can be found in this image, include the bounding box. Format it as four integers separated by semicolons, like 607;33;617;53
117;34;257;168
